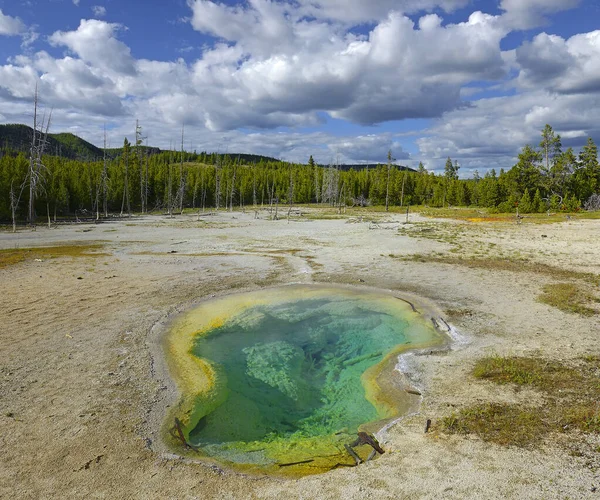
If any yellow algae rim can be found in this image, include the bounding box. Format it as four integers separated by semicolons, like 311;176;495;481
162;284;446;475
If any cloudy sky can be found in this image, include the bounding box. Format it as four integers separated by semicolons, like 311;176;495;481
0;0;599;174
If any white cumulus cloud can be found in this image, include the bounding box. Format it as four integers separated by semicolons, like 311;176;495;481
92;6;107;17
0;8;26;36
0;1;596;169
49;19;136;76
516;30;600;94
500;0;581;29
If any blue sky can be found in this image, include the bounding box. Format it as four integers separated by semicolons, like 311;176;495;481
0;0;599;174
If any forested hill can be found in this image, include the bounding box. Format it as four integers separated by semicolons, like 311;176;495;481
0;124;416;171
0;124;284;164
0;124;103;160
337;163;415;172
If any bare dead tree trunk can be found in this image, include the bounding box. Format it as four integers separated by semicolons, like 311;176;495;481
385;166;391;212
28;86;38;225
178;125;185;214
28;85;52;226
287;162;294;221
215;155;221;211
314;166;320;205
121;144;131;218
337;181;345;214
102;126;108;217
136;120;144;214
230;164;236;212
145;137;149;213
252;163;257;209
10;180;25;233
168;145;173;217
201;167;206;213
269;176;275;218
400;172;406;207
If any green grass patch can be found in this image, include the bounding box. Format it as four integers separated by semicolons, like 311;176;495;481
442;356;600;447
443;403;544;446
538;283;597;316
417;207;600;223
0;244;110;269
397;254;599;285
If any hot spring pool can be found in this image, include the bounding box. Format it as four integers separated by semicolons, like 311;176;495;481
163;285;445;475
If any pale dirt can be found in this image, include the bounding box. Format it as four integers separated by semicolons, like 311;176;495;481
1;209;599;499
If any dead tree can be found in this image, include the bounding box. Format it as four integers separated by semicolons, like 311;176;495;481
136;120;146;213
584;193;600;211
177;124;186;214
344;432;385;465
215;154;221;211
351;194;370;207
322;162;338;206
229;160;237;212
252;163;257;209
101;126;109;217
120;137;131;217
10;179;27;233
385;150;394;212
287;162;294;220
400;171;406;207
314;164;320;204
167;143;173;217
28;84;52;225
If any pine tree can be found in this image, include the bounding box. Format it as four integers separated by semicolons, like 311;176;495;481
519;188;532;213
576;137;600;201
540;124;562;174
532;188;543;213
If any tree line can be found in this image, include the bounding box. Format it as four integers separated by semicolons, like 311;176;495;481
1;123;599;227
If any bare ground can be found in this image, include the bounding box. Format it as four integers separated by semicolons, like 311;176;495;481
1;210;598;499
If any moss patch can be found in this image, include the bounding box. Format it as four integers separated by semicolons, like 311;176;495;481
0;244;110;269
443;403;544;446
397;254;599;285
442;356;600;447
538;283;597;316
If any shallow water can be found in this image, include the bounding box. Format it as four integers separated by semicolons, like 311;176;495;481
166;286;442;474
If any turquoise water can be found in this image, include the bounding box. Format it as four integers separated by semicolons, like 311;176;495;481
188;293;423;455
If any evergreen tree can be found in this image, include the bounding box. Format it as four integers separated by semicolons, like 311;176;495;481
509;145;542;196
539;124;562;174
575;137;600;201
519;188;532;213
532;188;543;213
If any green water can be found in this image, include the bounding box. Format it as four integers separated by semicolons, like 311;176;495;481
185;290;438;469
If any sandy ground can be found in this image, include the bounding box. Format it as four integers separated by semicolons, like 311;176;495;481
1;209;599;499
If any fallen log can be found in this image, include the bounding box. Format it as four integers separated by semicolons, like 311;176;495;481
395;296;418;313
173;418;199;451
344;444;362;465
278;459;314;467
357;432;385;454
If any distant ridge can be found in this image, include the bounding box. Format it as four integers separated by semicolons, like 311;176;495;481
0;123;415;170
0;124;103;160
332;163;415;172
0;124;283;163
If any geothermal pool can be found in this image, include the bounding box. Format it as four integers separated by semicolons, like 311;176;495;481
164;285;444;475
